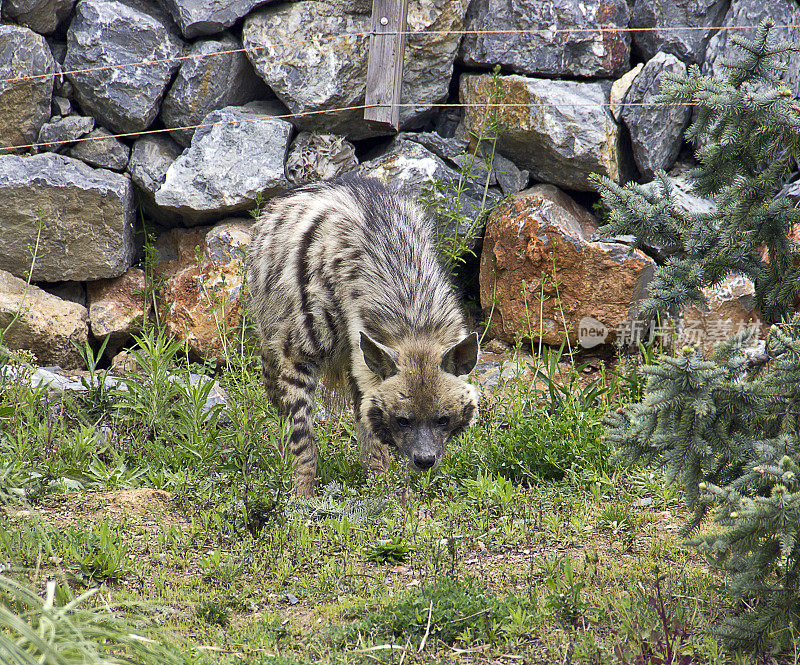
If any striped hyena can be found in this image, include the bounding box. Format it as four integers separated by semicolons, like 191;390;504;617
247;176;479;496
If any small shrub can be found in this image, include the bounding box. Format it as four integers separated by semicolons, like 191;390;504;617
363;536;412;564
196;599;230;627
58;521;130;585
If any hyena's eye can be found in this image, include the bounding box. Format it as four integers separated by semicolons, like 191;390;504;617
396;417;412;429
436;416;449;428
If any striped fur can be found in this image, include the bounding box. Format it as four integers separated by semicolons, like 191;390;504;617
247;176;478;496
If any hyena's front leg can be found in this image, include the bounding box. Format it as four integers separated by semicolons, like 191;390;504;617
275;354;320;497
357;420;389;474
349;374;389;474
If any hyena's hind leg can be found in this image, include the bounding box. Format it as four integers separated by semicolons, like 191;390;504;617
269;350;320;497
260;347;283;417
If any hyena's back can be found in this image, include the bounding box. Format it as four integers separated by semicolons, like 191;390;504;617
247;177;478;495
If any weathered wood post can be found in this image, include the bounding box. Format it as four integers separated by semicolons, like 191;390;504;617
364;0;410;132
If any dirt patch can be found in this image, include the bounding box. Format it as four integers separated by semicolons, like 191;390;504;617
24;488;186;534
82;488;173;516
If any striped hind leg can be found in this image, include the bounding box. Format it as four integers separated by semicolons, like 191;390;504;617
275;354;320;497
260;346;319;496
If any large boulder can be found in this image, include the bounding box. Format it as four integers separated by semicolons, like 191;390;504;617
154;103;293;224
459;0;630;77
703;0;800;97
620;52;691;178
460;74;623;191
631;0;728;64
0;153;135;282
242;0;467;139
156;220;252;360
0;25;55;152
160;33;268;147
157;0;277;38
2;0;75;34
479;185;655;347
63;0;184;133
0;269;89;369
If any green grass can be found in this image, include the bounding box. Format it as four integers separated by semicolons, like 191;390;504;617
0;326;775;664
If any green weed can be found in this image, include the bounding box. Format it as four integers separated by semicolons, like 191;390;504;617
331;577;537;650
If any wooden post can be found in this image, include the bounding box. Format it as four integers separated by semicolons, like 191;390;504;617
364;0;409;131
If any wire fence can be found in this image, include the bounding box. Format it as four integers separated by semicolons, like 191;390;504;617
2;101;704;153
0;21;796;154
2;23;798;87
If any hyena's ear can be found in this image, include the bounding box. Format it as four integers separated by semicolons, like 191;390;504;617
360;331;399;380
441;332;479;376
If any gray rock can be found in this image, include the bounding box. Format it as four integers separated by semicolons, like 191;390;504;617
128;134;181;198
621;52;691;178
36;115;95;152
640;173;716;216
492;154;529;196
460;0;631;77
0;269;89;369
782;179;800;203
285;132;358;185
398;132;469;161
0;153;135;282
2;0;75;34
64;0;184;133
451;152;497;186
631;0;728;64
160;33;268;147
155;102;293;223
609;63;643;121
157;0;278;38
0;25;55;152
460;74;622;191
127;134;182;224
703;0;800;97
67;127;131;171
51;96;71;116
47;39;67;64
358;138;503;252
0;362;228;418
400;131;528;195
242;0;467;139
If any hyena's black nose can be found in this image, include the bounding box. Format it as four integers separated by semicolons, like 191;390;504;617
414;453;436;470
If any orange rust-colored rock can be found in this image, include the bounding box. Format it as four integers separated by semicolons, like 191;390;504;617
86;267;150;352
674;273;765;357
156;219;253;361
479;185;655;347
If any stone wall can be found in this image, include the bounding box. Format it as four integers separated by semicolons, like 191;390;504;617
1;0;798;366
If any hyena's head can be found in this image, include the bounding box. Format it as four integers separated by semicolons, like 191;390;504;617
359;331;479;472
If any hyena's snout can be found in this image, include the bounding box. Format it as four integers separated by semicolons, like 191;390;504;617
404;424;444;472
